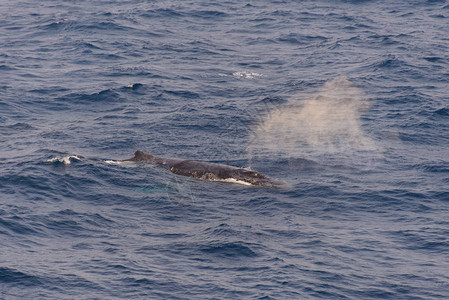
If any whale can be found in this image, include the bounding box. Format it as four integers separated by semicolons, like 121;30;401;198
122;150;283;187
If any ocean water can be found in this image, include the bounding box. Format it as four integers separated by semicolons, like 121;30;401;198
1;0;449;299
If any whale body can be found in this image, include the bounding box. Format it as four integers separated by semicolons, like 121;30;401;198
125;150;283;187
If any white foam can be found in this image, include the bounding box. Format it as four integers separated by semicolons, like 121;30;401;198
232;71;262;79
46;155;81;165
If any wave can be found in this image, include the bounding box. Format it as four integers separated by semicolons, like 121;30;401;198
0;267;42;287
0;123;37;136
199;242;258;258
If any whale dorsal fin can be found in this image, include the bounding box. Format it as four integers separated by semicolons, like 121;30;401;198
130;150;155;162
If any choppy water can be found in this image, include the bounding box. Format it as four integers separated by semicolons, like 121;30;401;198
1;0;449;299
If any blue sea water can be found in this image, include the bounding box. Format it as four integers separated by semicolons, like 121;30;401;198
1;0;449;299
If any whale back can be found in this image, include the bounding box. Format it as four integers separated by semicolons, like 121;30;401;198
169;160;240;180
168;160;280;186
127;150;283;187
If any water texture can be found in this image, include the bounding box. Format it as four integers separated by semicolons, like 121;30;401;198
1;0;449;299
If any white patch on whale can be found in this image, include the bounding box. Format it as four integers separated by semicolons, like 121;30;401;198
219;178;253;186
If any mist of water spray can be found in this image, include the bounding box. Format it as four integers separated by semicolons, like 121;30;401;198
248;77;379;166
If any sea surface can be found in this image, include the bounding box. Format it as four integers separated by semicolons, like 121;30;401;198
1;0;449;299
